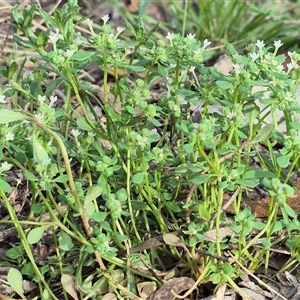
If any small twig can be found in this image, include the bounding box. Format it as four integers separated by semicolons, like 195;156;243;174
228;251;288;300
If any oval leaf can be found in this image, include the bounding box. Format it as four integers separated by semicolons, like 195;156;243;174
7;268;25;299
27;225;50;244
59;230;73;251
0;109;24;123
251;124;273;143
216;80;233;89
163;233;182;247
32;135;49;165
132;173;144;184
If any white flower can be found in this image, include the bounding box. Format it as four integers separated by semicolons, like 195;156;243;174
86;18;93;26
71;129;80;138
255;39;265;49
49;95;58;106
117;27;125;34
276;64;284;72
38;95;46;104
274;40;283;49
101;14;110;24
5;132;14;141
49;32;63;43
0;95;6;103
288;51;295;60
166;32;175;41
0;161;12;173
189;66;195;73
286;63;293;73
34;113;44;121
64;49;75;58
203;39;211;49
187;33;195;40
249;52;259;62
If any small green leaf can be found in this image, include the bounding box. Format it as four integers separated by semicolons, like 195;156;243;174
0;109;24;123
124;18;136;37
157;63;168;77
282;202;296;218
224;40;238;55
183;143;194;154
243;101;260;123
216;80;233;89
0;178;11;193
25;170;38;181
235;179;259;188
59;230;73;251
13;35;35;49
31;203;44;214
91;212;108;222
32;135;49;165
132;173;144;184
8;62;18;79
7;268;25;299
163;233;182;246
244;170;275;179
38;8;58;27
198;204;210;220
131;201;150;210
190;174;212;184
72;51;95;62
125;65;145;72
53;175;68;183
84;185;103;204
27;225;50;244
251;124;273;143
277;155;290;168
77;117;93;131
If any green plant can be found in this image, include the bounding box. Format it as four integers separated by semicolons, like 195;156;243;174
1;0;300;299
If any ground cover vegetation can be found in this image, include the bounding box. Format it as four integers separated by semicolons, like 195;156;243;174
0;0;300;299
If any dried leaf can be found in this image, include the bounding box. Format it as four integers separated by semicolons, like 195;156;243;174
61;274;78;300
148;277;195;300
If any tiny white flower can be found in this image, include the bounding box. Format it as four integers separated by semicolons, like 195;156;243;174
5;132;14;141
249;52;259;62
0;95;6;103
49;32;63;43
274;40;283;49
166;32;175;41
49;95;58;106
0;161;12;172
101;14;110;24
86;18;93;26
64;49;75;58
34;113;44;121
288;51;295;60
38;95;46;104
203;39;211;49
187;33;195;40
286;63;293;73
117;27;125;34
255;39;265;49
88;132;95;137
276;64;284;72
189;66;195;73
71;129;80;138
